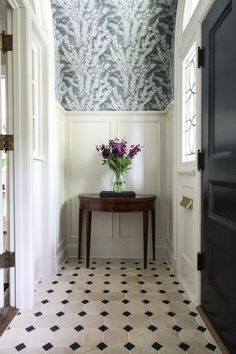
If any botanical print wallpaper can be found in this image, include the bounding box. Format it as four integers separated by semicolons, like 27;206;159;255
51;0;177;111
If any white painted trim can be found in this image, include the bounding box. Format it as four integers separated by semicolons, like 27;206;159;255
174;0;216;306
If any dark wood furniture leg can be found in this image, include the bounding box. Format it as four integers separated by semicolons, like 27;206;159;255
143;210;149;269
86;210;92;268
78;208;83;259
151;209;155;260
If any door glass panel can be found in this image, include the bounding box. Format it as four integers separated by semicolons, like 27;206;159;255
182;43;196;162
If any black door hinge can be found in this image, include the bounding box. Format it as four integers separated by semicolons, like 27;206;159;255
197;149;204;171
197;47;205;68
0;31;13;53
197;252;204;271
0;134;14;153
0;251;15;270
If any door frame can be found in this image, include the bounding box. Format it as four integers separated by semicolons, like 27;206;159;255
173;0;216;305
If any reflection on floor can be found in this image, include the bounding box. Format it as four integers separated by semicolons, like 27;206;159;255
0;259;221;353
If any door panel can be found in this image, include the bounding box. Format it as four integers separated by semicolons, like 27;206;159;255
201;0;236;351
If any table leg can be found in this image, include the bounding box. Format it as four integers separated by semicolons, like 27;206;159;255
151;209;155;261
78;208;83;259
86;210;92;268
143;210;148;269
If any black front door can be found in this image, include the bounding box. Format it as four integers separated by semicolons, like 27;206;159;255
201;0;236;352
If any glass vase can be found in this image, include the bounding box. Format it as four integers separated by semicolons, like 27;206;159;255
112;171;126;193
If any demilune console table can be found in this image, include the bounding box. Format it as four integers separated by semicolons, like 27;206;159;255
78;194;156;268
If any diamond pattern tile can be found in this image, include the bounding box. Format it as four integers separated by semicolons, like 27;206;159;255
0;258;220;353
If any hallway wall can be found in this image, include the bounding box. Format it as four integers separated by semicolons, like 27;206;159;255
56;103;174;259
51;0;177;111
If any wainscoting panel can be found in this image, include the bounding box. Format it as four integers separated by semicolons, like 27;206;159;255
59;109;166;259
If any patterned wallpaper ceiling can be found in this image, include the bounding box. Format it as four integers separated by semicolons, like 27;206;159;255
51;0;177;111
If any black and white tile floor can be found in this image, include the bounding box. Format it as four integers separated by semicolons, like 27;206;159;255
0;259;221;353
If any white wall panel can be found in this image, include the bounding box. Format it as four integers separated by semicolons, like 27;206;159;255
59;110;166;259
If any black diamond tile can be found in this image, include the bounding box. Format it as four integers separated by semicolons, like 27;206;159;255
138;281;145;285
65;261;68;264
102;299;109;304
124;342;135;350
120;261;125;264
163;300;170;304
167;311;176;317
41;299;49;304
140;289;147;294
79;311;87;317
123;311;131;317
56;311;65;317
103;289;110;294
97;342;108;350
100;311;109;317
52;281;58;284
151;268;157;271
61;299;69;304
69;281;76;285
15;343;26;352
82;299;89;304
72;273;79;277
179;342;190;351
26;325;35;332
121;274;126;277
206;343;217;351
122;290;128;294
84;289;91;294
173;281;180;285
166;267;170;270
189;311;198;317
86;281;93;285
88;273;94;277
42;343;53;351
99;325;109;332
159;289;166;294
66;289;72;294
121;281;127;285
173;325;182;332
153;274;159;277
105;267;111;270
142;299;150;304
136;267;141;270
74;325;84;332
156;281;162;285
137;274;143;277
122;299;130;304
50;325;59;332
120;267;126;270
135;261;140;264
105;273;111;277
92;261;97;264
123;325;133;332
56;273;62;276
34;311;42;317
197;325;206;332
183;299;191;305
178;290;185;294
145;311;153;317
104;281;110;285
169;274;175;277
70;342;80;350
148;325;157;332
47;289;54;294
61;266;65;270
152;342;162;351
91;267;96;270
106;261;111;264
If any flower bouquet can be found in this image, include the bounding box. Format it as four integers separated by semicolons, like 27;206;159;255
96;138;142;192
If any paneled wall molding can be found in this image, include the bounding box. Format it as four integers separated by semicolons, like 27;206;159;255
55;102;174;260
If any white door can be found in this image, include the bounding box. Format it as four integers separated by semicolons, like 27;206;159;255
0;0;15;308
